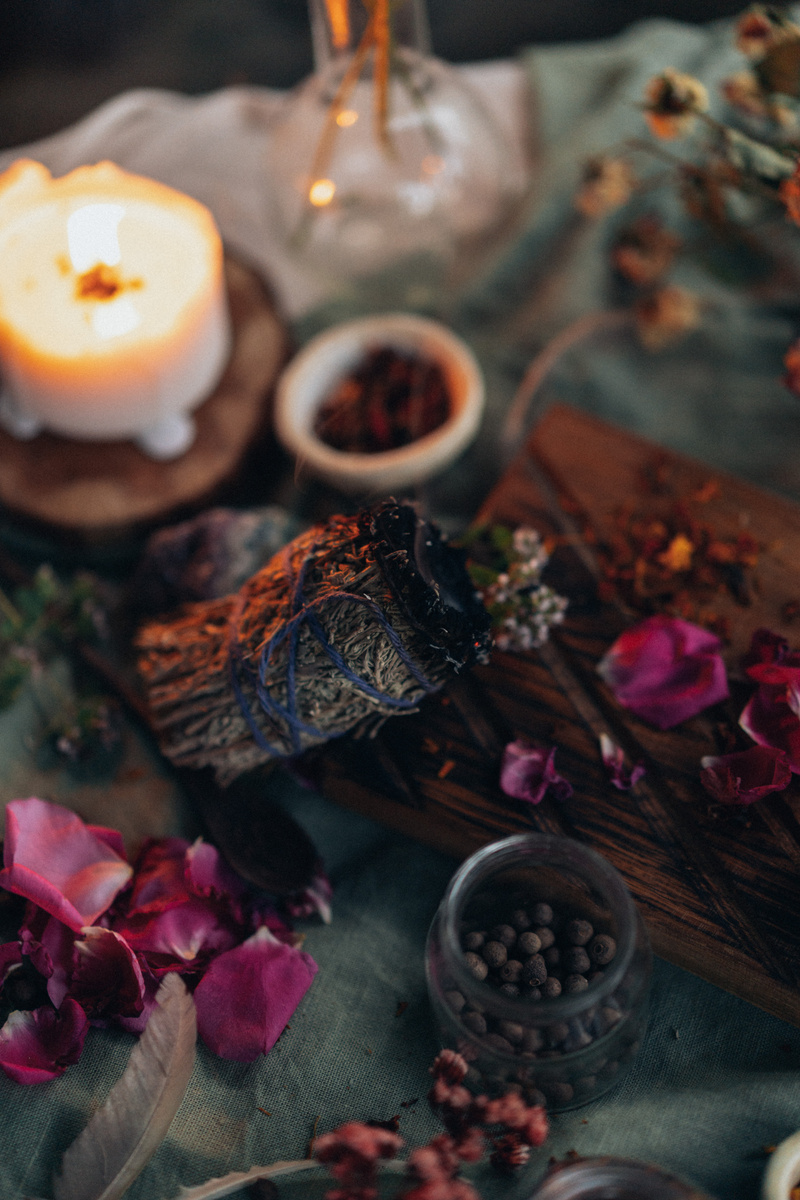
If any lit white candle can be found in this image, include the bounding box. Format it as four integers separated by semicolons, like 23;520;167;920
0;159;231;459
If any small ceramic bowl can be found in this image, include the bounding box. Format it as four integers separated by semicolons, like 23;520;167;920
273;313;485;493
762;1129;800;1200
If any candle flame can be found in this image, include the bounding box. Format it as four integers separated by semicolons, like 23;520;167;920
67;203;125;273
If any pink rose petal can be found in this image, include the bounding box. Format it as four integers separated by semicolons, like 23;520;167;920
500;740;573;805
193;926;318;1061
700;745;792;805
113;897;241;976
70;927;145;1020
0;998;88;1084
284;868;333;925
0;798;132;931
597;615;729;729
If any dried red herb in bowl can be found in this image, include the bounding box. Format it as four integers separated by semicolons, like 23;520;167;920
313;345;451;454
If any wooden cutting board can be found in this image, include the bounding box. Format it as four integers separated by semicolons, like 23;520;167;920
318;403;800;1027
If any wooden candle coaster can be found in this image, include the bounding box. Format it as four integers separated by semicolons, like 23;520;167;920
0;257;290;540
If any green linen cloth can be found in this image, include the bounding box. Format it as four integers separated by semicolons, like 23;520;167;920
4;15;800;1200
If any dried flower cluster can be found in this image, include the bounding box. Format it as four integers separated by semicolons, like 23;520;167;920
574;5;800;378
315;1049;549;1199
464;525;568;653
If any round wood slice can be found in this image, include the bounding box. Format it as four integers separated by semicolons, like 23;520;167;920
0;257;290;539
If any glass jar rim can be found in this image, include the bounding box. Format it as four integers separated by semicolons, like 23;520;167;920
439;832;640;1027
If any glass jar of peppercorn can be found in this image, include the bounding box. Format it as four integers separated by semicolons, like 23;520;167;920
425;833;652;1113
527;1157;714;1199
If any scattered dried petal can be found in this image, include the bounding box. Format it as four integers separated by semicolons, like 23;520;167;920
598;614;729;729
700;745;791;804
500;740;573;805
599;733;646;790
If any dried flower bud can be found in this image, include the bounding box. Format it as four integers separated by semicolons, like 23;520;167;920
735;7;797;58
575;156;635;218
611;215;681;287
634;285;702;351
643;69;708;140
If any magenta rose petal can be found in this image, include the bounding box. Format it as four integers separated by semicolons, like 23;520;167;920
0;798;132;931
500;740;573;805
185;839;248;920
194;926;318;1061
0;998;88;1084
21;916;74;1007
86;825;127;860
284;868;334;925
113;897;240;975
740;686;800;772
700;745;792;805
70;927;146;1020
597;615;729;729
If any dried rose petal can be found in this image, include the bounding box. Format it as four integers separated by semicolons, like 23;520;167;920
740;686;800;773
193;925;318;1061
500;740;573;805
599;734;646;790
23;916;72;1006
113;897;241;976
597;615;729;729
0;941;23;985
185;838;247;921
70;927;146;1020
0;798;132;931
125;838;193;916
700;746;791;805
0;998;88;1084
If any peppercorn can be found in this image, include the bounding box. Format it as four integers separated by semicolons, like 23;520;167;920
500;983;520;997
563;946;591;975
543;946;560;969
541;976;562;1000
499;959;523;984
445;989;466;1012
533;926;555;950
463;930;486;952
589;933;616;965
462;1009;487;1036
565;918;594;946
521;1027;544;1053
483;1032;515;1055
517;931;542;957
490;924;517;948
464;951;489;981
510;909;531;932
564;973;589;994
482;941;508;969
531;902;553;926
545;1021;570;1047
497;1020;525;1045
521;954;547;986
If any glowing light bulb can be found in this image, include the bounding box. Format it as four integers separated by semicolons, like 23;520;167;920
309;179;336;207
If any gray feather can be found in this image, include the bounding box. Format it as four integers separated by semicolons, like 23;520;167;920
54;973;197;1200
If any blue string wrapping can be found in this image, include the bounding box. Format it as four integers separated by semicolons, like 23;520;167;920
228;543;438;757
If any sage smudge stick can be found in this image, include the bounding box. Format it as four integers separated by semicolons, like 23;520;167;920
136;501;490;785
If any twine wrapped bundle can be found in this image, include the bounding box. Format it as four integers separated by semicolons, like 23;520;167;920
136;501;491;785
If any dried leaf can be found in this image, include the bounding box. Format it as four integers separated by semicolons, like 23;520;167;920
54;973;196;1200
